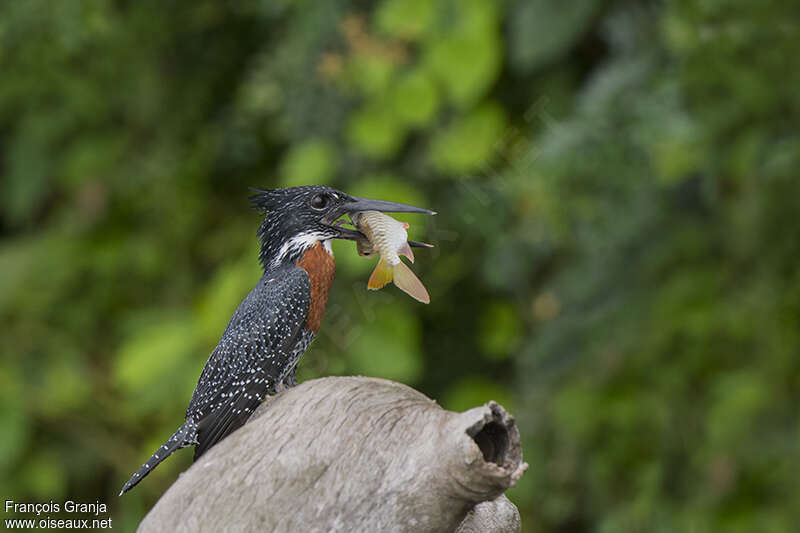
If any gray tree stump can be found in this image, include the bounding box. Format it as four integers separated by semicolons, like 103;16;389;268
138;376;527;532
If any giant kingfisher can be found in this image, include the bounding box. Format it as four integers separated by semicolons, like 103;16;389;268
120;186;434;495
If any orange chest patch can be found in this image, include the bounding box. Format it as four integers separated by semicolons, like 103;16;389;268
296;242;336;333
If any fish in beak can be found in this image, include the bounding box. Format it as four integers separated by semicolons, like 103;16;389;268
327;195;436;243
349;210;434;304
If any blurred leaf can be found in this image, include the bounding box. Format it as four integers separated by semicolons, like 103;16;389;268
375;0;435;40
390;69;439;128
552;383;597;441
280;139;338;187
35;352;91;416
60;134;125;187
0;233;78;318
3;116;55;226
430;103;505;174
113;315;197;414
478;301;523;360
509;0;600;72
442;377;515;414
0;237;42;311
424;26;501;108
347;304;423;382
707;372;769;447
21;451;67;499
0;373;29;474
350;54;397;96
347;99;405;158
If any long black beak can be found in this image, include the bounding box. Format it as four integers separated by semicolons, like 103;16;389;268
342;196;436;215
330;196;436;242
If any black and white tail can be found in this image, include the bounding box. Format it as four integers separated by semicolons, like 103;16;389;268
119;422;195;496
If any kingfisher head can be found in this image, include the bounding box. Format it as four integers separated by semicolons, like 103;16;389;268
250;185;434;270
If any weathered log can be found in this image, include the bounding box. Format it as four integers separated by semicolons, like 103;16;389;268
138;376;526;532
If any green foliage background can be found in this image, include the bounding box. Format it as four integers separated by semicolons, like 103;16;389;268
2;0;799;531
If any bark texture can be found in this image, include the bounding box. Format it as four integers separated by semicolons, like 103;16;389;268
138;376;526;533
455;496;521;533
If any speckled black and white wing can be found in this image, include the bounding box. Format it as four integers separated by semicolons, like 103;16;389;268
118;265;314;495
188;265;312;459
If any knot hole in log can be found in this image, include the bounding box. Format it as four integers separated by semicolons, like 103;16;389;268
464;401;519;468
470;420;509;464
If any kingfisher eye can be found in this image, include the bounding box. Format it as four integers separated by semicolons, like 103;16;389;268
310;194;329;210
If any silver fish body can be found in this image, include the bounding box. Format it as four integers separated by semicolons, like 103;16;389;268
350;211;430;303
351;211;409;264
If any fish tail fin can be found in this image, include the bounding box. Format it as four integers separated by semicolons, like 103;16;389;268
119;422;194;496
367;257;394;290
398;242;415;263
392;260;430;304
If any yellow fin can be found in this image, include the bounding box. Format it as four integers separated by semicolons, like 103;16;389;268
367;257;393;290
398;242;415;263
392;260;430;304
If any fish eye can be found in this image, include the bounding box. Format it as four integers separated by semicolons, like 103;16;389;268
310;194;329;210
